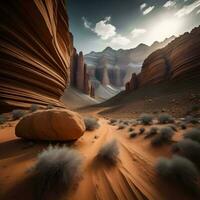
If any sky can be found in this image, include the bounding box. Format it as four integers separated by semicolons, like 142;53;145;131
67;0;200;54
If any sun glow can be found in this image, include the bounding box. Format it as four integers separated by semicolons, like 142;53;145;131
147;17;183;43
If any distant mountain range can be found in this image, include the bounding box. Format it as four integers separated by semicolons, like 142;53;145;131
84;36;176;101
84;36;176;88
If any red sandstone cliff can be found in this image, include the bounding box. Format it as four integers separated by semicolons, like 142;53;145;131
0;0;93;111
0;0;73;110
126;26;200;92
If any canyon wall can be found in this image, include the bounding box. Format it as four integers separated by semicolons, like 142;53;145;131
126;26;200;92
0;0;73;109
0;0;93;111
84;37;175;88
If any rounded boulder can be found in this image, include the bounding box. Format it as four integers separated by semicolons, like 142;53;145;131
15;109;85;141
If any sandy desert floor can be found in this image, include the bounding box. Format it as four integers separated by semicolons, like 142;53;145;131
0;109;199;200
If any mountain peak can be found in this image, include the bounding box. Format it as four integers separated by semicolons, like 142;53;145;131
103;47;114;52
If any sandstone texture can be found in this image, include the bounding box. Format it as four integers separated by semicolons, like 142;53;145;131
15;109;86;141
0;0;75;110
126;26;200;91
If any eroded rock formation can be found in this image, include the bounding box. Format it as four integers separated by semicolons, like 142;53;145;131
125;73;138;91
126;26;200;92
85;37;175;88
70;51;94;96
0;0;74;110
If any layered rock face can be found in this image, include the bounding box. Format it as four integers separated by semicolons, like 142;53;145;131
126;26;200;92
0;0;74;110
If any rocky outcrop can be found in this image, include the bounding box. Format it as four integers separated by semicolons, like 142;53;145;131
125;73;138;91
0;0;73;110
15;109;85;141
70;51;94;97
85;36;175;88
126;26;200;92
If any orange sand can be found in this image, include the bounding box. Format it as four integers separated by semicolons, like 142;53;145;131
0;118;197;200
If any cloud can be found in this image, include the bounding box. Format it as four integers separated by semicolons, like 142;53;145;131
94;17;116;40
131;28;146;38
163;1;176;8
110;35;130;47
82;17;93;30
140;3;147;10
82;16;116;40
143;6;155;15
175;0;200;17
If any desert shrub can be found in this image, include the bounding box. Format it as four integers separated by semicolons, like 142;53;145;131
129;127;134;132
144;127;158;139
129;132;137;138
84;117;100;131
155;155;199;194
191;105;199;112
172;139;200;167
185;116;199;124
12;109;25;120
189;118;199;124
139;113;153;125
30;104;38;112
184;128;200;144
0;114;7;125
110;119;117;124
97;139;119;164
151;127;174;146
168;125;177;132
123;121;129;125
139;127;145;134
32;146;83;198
180;123;187;130
111;123;117;126
46;104;54;109
118;125;126;130
158;113;174;124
